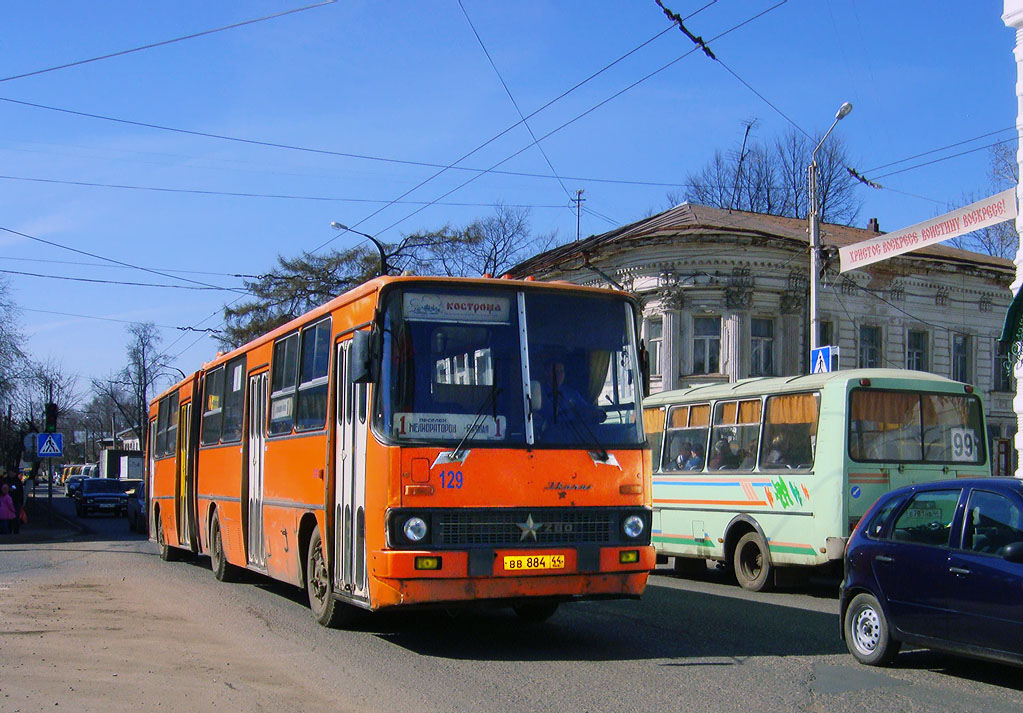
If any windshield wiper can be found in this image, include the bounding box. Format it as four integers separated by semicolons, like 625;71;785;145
449;382;500;461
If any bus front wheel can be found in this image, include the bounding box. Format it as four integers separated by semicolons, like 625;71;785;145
210;513;240;582
306;530;358;628
733;531;774;592
157;514;181;562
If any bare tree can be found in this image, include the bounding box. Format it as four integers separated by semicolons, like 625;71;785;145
92;322;170;448
221;207;557;348
419;205;557;278
672;126;862;225
949;142;1019;259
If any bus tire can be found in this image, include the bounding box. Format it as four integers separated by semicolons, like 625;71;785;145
844;592;900;666
306;529;357;628
157;514;180;562
733;531;774;592
210;513;240;582
512;601;560;623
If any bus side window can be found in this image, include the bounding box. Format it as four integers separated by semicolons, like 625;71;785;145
760;393;819;470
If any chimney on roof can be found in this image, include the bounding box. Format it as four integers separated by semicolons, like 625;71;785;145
867;217;880;233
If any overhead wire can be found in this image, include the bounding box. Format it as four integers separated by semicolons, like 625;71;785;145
18;306;221;334
0;224;248;294
0;1;337;84
0;267;237;291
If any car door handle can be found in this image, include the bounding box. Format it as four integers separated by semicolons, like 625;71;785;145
949;567;971;575
874;555;893;563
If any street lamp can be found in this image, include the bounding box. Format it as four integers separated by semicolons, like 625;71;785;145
808;101;852;353
330;221;388;276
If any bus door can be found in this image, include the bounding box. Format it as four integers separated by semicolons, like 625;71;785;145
176;401;193;549
334;341;368;600
247;372;268;570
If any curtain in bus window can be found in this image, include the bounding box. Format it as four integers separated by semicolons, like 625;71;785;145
201;367;225;445
644;407;666;473
921;393;984;464
269;334;299;436
297;320;331;431
221;358;246;442
848;390;922;462
760;393;819;470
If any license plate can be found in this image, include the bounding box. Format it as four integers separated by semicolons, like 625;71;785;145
99;503;115;508
503;554;565;572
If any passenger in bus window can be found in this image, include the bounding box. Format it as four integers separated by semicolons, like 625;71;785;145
765;433;791;468
684;442;705;470
663;436;686;471
709;438;739;470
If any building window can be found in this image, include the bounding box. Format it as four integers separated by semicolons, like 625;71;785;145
995;340;1014;392
906;330;928;372
859;325;881;368
819;321;834;348
645;317;663;377
692;317;720;375
952;334;971;383
750;318;774;376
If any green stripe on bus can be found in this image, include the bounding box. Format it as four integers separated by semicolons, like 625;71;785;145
767;543;818;556
653;534;714;548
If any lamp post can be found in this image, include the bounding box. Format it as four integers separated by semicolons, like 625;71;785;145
808;101;852;353
330;221;388;276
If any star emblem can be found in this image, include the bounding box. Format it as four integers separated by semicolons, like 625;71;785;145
516;514;544;541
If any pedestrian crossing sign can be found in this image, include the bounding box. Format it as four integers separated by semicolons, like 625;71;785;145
810;346;836;375
37;433;63;458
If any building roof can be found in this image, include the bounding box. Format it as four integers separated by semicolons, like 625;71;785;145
509;202;1014;278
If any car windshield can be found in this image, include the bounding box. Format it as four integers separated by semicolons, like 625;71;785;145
82;479;124;494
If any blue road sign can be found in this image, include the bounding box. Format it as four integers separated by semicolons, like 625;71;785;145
37;433;63;458
810;346;831;374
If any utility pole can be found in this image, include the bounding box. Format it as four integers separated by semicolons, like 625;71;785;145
573;190;586;241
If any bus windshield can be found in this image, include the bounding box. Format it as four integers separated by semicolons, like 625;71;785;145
376;287;644;448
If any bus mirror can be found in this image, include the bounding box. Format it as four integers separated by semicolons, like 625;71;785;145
639;340;651;398
350;329;378;384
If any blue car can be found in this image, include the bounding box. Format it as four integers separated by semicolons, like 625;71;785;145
841;477;1023;667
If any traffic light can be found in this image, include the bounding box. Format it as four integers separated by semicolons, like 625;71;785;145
44;402;57;433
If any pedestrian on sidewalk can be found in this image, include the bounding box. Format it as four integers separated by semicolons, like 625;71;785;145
6;471;25;533
0;483;16;534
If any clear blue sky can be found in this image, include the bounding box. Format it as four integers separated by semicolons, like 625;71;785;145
0;0;1016;392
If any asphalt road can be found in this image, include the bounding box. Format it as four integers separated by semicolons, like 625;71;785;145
3;489;1023;713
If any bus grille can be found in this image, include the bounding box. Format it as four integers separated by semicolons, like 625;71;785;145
434;509;615;547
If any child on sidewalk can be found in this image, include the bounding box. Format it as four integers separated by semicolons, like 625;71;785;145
0;483;16;534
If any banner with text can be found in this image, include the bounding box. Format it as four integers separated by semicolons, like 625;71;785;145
839;188;1017;273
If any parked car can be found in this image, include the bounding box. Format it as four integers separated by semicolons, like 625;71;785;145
841;477;1023;668
73;478;129;517
64;474;87;497
126;480;148;534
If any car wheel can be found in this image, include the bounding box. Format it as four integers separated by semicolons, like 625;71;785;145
845;592;901;666
210;513;240;582
157;514;181;562
733;531;774;592
306;529;357;628
512;602;560;623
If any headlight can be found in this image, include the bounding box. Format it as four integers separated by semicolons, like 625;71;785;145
403;517;428;542
622;514;645;539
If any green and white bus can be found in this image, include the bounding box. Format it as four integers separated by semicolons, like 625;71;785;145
643;369;992;591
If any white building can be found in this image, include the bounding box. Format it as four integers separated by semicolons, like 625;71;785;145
511;202;1016;474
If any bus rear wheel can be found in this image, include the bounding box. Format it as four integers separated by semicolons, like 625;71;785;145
306;529;358;628
733;531;774;592
210;513;240;582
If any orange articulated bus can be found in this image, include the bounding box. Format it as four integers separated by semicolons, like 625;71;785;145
147;276;653;626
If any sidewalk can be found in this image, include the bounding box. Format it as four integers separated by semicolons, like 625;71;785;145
1;485;84;545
